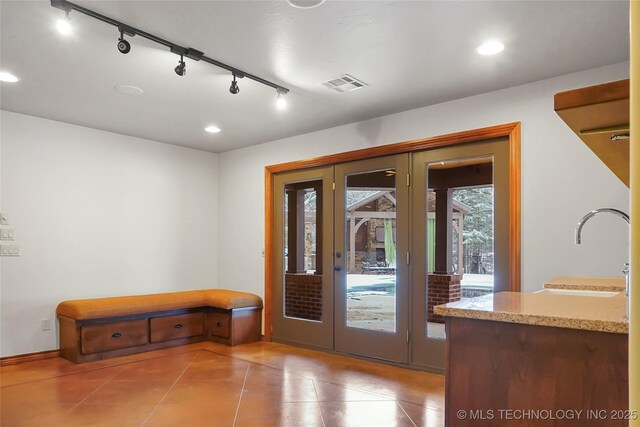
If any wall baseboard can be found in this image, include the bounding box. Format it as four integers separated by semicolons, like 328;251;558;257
1;337;266;367
0;349;60;367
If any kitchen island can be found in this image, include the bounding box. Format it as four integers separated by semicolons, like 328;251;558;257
435;291;630;426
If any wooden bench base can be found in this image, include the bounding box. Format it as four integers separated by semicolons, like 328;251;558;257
58;306;262;364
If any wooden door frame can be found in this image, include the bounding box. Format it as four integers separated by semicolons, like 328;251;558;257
264;122;521;342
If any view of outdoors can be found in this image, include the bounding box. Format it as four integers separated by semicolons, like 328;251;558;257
453;187;495;292
343;185;494;336
344;182;398;333
283;173;495;340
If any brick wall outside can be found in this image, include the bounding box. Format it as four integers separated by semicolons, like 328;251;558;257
285;273;323;321
427;274;462;323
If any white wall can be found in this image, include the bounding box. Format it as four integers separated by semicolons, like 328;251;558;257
218;62;631;298
0;111;219;356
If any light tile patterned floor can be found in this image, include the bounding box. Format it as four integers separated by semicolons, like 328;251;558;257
1;341;445;426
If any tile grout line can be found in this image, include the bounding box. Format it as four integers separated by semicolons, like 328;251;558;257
396;401;418;427
222;349;445;415
0;348;205;388
138;351;202;427
399;398;445;414
231;361;251;427
311;379;327;427
62;378;113;415
198;347;443;412
198;348;409;402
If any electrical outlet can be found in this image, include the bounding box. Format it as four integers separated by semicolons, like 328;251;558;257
0;244;20;256
0;228;15;241
41;319;51;331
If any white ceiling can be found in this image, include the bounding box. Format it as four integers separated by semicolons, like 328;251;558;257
0;1;630;153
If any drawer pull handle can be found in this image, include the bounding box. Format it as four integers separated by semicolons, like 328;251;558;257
216;322;223;327
174;324;183;329
112;332;122;338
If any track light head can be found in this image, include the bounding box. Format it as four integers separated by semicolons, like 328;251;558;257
56;12;73;35
229;74;240;94
174;56;186;76
117;32;131;54
117;38;131;54
275;91;287;110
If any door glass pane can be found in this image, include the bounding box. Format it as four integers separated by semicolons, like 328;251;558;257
344;169;397;333
425;157;494;339
283;181;323;321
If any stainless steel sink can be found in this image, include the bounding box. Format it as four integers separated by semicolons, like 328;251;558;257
534;289;619;297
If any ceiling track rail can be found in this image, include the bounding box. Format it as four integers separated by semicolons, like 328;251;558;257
50;0;290;95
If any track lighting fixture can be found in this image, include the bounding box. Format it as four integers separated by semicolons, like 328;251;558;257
117;31;131;54
56;12;73;35
275;91;287;110
174;55;186;76
50;0;290;99
229;74;240;94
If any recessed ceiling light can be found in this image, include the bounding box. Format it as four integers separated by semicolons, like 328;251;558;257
204;126;221;133
56;18;73;35
287;0;326;9
0;72;19;83
114;85;144;96
476;40;505;56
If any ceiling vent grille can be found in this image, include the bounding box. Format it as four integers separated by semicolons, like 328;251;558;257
321;74;367;93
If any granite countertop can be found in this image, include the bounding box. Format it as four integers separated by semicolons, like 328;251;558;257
434;291;628;334
544;276;626;291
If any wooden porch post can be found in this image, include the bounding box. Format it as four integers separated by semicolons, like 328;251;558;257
435;188;453;274
286;189;305;273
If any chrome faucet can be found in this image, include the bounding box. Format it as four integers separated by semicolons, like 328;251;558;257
575;208;630;244
575;208;631;304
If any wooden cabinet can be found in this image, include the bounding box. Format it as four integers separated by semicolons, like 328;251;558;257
209;308;262;346
210;312;230;338
59;306;263;363
150;312;204;343
444;317;629;426
81;319;148;354
554;79;630;187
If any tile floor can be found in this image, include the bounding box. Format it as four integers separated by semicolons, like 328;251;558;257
0;341;445;426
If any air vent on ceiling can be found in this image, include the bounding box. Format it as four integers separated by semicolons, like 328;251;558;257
321;74;367;94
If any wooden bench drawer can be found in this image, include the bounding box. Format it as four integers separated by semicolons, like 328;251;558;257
210;313;230;338
81;319;148;354
150;313;204;343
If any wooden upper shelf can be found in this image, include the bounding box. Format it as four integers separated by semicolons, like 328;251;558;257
554;79;630;187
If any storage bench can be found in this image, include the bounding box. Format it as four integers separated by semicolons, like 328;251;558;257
56;289;262;363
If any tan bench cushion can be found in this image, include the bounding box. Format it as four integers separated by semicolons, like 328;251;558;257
205;290;263;310
56;289;263;320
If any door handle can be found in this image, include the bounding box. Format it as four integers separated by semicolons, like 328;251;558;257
334;265;342;271
335;252;342;259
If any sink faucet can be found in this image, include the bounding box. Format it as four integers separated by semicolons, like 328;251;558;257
575;208;630;244
575;208;631;304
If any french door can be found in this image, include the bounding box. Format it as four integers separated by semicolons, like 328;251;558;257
272;155;410;362
334;155;410;363
271;134;516;370
410;139;511;370
272;166;334;349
